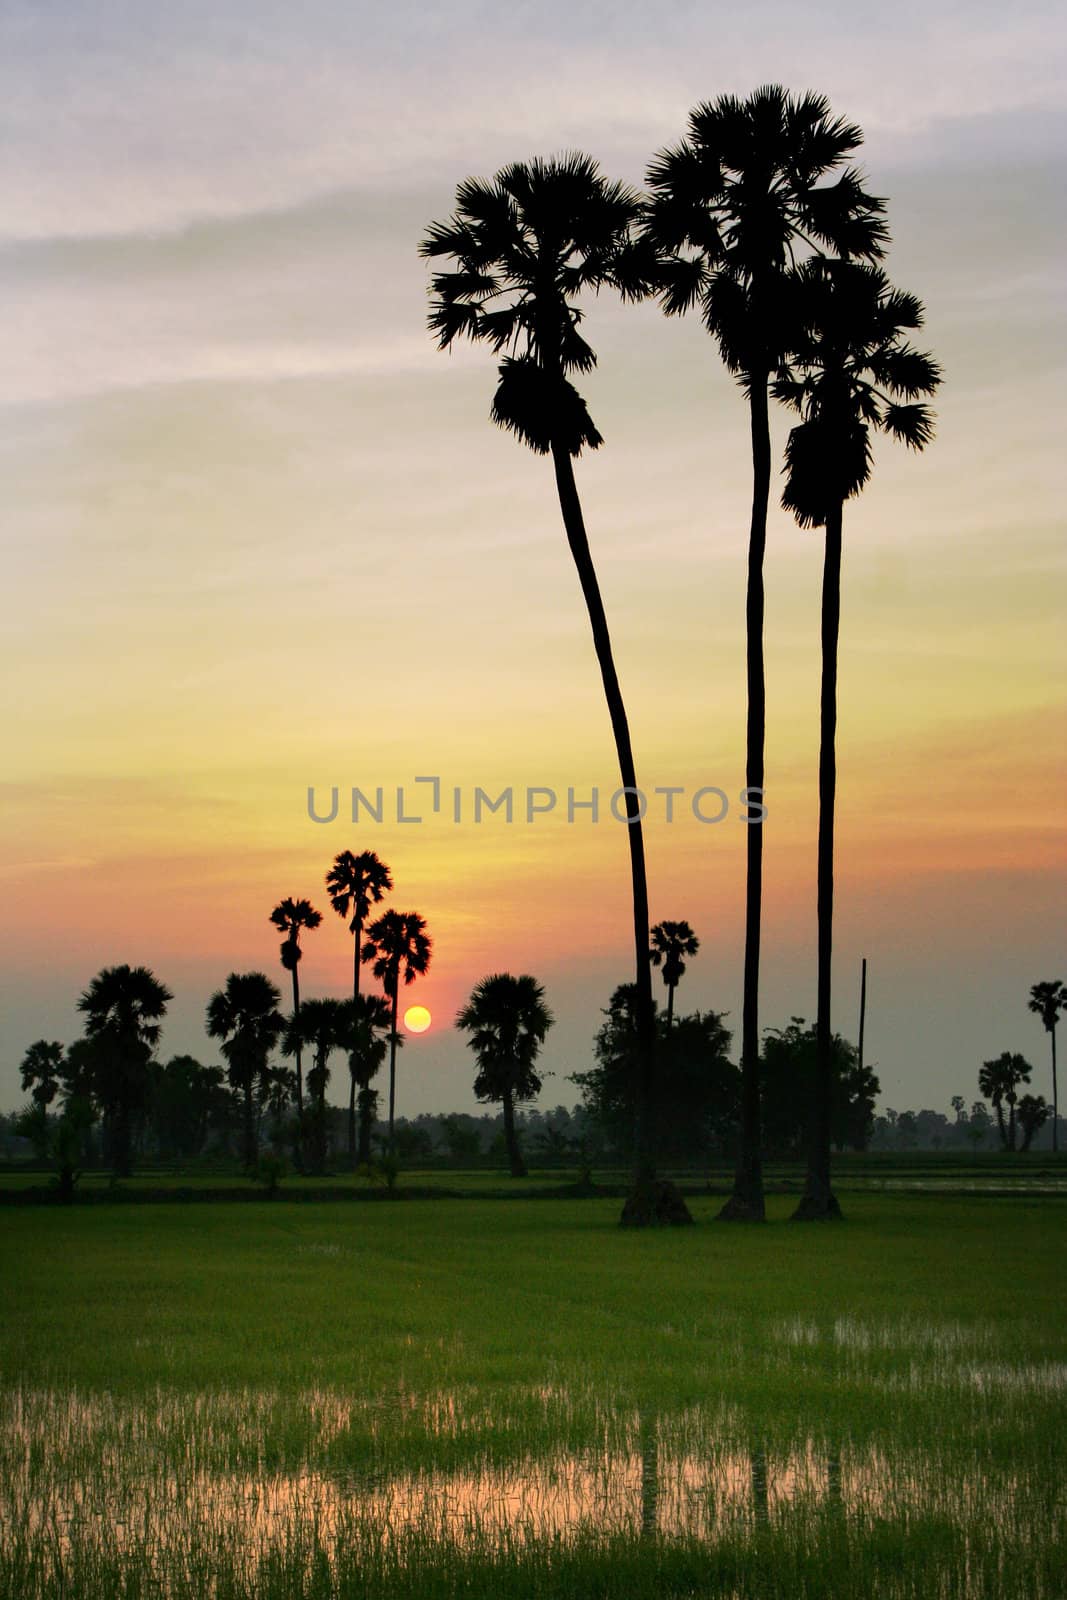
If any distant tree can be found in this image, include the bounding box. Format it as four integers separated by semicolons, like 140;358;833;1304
1028;980;1065;1153
362;909;431;1152
1017;1094;1050;1153
440;1114;484;1165
269;897;323;1123
760;1018;878;1158
334;992;394;1166
649;921;700;1027
573;985;736;1164
206;973;284;1171
456;974;554;1178
967;1100;993;1153
77;965;172;1177
326;851;392;1000
284;997;346;1174
19;1040;65;1110
978;1052;1032;1152
150;1054;226;1159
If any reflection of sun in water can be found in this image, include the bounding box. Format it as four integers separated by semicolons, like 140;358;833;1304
404;1005;432;1034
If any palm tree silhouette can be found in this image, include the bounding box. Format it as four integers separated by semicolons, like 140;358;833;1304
206;972;285;1171
77;965;171;1177
19;1040;66;1109
649;921;700;1028
284;996;345;1173
643;87;888;1224
1028;980;1065;1151
334;992;395;1166
362;909;432;1152
979;1052;1032;1152
268;897;323;1124
325;851;393;1002
776;259;940;1219
456;973;554;1177
421;154;681;1224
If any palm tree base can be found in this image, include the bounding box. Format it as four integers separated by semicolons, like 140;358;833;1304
790;1188;843;1222
715;1191;766;1223
619;1178;694;1228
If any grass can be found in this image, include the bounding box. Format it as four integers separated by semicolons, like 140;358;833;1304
2;1194;1065;1596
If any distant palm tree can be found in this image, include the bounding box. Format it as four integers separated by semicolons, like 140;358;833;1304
334;992;395;1166
362;909;431;1152
644;87;888;1224
1028;980;1065;1152
649;921;700;1027
979;1052;1032;1151
421;154;679;1224
776;259;940;1220
269;896;323;1122
326;851;393;1002
78;965;172;1177
206;972;284;1171
20;1040;65;1109
456;974;554;1178
284;996;345;1173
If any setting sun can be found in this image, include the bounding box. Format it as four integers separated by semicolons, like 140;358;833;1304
403;1005;432;1034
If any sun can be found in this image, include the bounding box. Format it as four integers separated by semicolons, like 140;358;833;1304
403;1005;432;1034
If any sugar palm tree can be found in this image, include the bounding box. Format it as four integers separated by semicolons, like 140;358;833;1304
78;965;172;1177
979;1052;1032;1151
649;921;700;1027
1028;980;1065;1152
20;1040;65;1109
456;973;554;1178
325;851;393;1001
206;972;284;1171
775;259;940;1219
334;992;395;1166
362;909;431;1151
269;896;322;1121
283;996;345;1173
421;153;682;1224
643;87;888;1224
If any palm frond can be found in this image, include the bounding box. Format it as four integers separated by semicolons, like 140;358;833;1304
490;356;602;457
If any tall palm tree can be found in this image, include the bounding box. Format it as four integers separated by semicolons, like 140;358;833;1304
979;1052;1032;1151
421;154;682;1225
78;965;172;1177
643;87;888;1224
20;1040;65;1109
334;992;395;1166
775;259;940;1219
362;909;431;1152
456;973;554;1178
206;972;284;1171
325;851;393;1002
1028;980;1065;1152
649;921;700;1027
269;896;323;1122
283;996;345;1173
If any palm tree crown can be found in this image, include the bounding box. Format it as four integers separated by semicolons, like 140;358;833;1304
420;152;643;456
78;964;172;1051
20;1040;66;1109
456;973;554;1178
269;896;322;973
326;851;393;998
775;259;941;526
362;909;432;1151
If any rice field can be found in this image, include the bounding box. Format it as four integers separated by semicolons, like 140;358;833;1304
1;1193;1064;1597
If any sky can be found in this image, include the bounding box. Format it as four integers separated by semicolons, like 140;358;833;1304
2;0;1064;1121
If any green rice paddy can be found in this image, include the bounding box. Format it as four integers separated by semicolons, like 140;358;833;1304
2;1190;1064;1597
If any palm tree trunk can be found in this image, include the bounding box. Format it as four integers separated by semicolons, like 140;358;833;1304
1008;1097;1017;1152
501;1087;526;1178
720;375;770;1222
387;986;399;1154
349;919;362;1162
793;499;844;1221
243;1081;255;1171
551;445;688;1227
113;1098;132;1179
291;961;304;1120
357;1086;375;1166
1052;1027;1059;1153
666;984;675;1029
